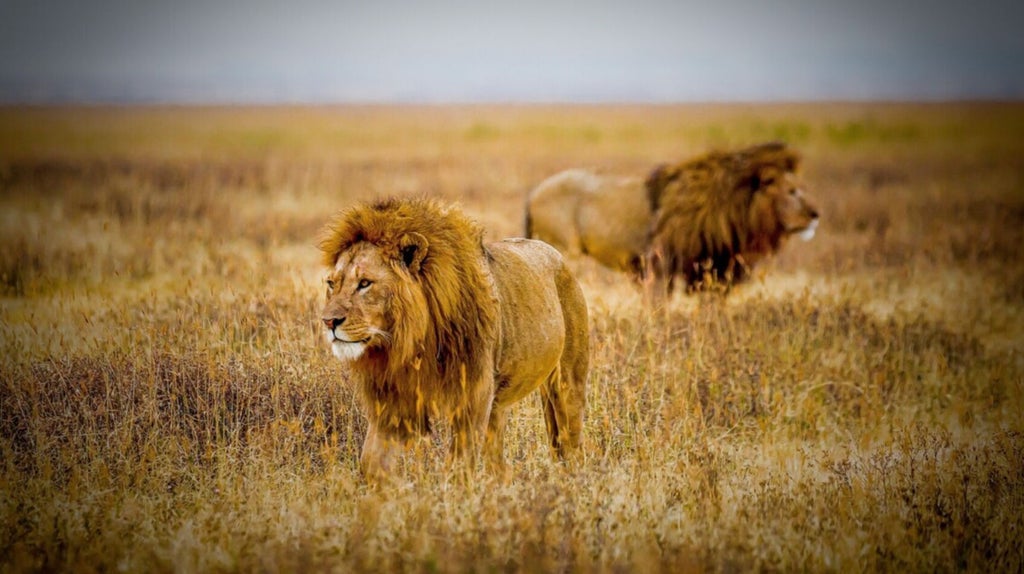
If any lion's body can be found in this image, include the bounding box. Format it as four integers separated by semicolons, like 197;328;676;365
319;198;588;478
645;142;819;294
525;169;651;278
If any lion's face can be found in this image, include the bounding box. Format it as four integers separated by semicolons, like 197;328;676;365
761;170;820;241
321;242;412;362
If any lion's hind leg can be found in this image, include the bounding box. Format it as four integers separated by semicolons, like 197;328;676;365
540;365;585;463
545;263;589;464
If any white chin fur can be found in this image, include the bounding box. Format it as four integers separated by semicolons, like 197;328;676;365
798;219;818;242
325;328;367;361
331;340;366;361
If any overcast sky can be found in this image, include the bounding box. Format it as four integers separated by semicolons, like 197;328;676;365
1;0;1022;103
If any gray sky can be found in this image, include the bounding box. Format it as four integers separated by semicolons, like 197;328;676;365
1;0;1022;103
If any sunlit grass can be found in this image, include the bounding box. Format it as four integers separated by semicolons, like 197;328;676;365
1;103;1022;572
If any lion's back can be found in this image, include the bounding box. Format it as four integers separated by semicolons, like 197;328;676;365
488;238;568;314
491;237;564;272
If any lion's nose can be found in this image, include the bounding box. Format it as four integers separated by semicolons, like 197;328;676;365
323;317;345;330
808;208;820;219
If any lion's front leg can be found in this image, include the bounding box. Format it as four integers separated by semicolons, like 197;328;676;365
359;424;401;483
449;369;496;471
484;406;509;473
641;248;673;307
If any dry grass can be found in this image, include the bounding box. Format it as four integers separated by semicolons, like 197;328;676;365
1;103;1023;572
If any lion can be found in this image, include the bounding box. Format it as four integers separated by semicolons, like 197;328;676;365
525;169;652;279
645;141;820;295
318;197;589;480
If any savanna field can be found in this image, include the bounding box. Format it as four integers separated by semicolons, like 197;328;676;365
1;104;1022;572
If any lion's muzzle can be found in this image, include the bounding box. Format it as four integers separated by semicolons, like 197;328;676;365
322;315;369;361
798;218;819;241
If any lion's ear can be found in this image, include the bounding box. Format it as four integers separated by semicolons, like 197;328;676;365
749;172;770;192
398;232;429;274
645;163;672;210
748;167;781;193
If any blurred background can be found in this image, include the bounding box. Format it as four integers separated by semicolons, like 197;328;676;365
2;0;1023;104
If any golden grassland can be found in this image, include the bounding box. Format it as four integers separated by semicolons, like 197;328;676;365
1;103;1023;572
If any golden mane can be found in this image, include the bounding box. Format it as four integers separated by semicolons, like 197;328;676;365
318;197;499;404
646;142;811;290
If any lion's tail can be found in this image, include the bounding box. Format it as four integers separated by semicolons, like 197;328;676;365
523;195;534;238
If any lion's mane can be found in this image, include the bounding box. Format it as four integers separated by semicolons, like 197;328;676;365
645;142;804;290
318;197;499;427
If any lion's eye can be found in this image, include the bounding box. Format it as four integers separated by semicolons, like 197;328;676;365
326;279;336;290
789;188;798;196
357;278;373;290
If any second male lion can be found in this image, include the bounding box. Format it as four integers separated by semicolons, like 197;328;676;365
526;142;820;297
319;197;589;480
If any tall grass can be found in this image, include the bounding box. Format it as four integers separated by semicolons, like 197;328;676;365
1;103;1022;572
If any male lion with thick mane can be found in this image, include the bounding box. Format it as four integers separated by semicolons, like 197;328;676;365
524;142;819;294
319;197;588;479
646;141;820;295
